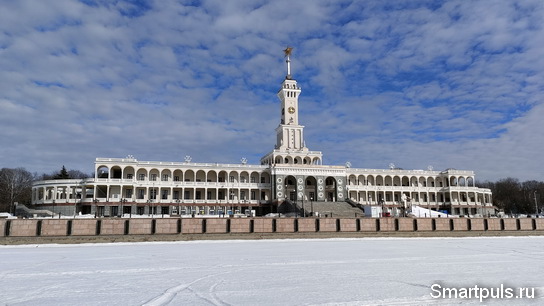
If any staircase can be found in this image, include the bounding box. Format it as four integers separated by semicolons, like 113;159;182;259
278;199;364;218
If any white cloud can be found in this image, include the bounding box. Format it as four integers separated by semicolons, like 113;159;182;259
0;0;543;181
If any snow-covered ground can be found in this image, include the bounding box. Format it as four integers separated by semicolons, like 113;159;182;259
1;237;543;305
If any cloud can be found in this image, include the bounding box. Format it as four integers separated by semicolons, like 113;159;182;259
0;0;543;181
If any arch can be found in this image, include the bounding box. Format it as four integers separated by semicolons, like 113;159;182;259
312;157;321;165
195;170;206;182
410;176;418;187
294;156;302;164
161;169;171;181
149;168;160;182
240;171;249;183
173;169;183;182
325;176;337;202
305;176;318;202
467;177;474;187
348;175;357;185
367;175;375;186
207;170;218;183
123;166;135;179
376;175;384;186
284;175;297;201
285;156;293;164
385;176;393;186
393;176;401;186
358;175;365;185
96;165;109;179
427;177;434;187
450;176;458;187
228;171;239;183
419;176;426;187
250;171;259;183
401;176;410;186
110;166;122;179
218;170;227;183
304;157;311;164
458;177;466;187
184;170;195;182
136;168;147;181
260;172;270;184
275;156;283;164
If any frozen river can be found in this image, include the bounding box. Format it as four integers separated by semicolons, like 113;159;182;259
1;237;543;305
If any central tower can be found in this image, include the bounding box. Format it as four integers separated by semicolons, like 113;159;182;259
261;48;323;166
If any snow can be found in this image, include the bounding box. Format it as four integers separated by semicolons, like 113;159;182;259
1;237;543;305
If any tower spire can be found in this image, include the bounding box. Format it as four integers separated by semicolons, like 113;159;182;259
283;47;293;79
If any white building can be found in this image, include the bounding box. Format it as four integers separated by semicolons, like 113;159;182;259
32;50;494;217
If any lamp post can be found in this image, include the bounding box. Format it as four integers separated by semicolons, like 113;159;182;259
535;191;539;216
310;196;314;217
93;198;99;218
120;198;127;217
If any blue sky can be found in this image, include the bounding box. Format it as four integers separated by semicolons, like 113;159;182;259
1;0;543;181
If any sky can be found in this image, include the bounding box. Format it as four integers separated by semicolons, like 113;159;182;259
1;0;543;181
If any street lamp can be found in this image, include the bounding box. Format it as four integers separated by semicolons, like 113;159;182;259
93;198;99;218
120;198;127;217
310;196;314;217
535;191;539;216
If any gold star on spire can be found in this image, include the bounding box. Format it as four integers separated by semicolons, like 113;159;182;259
283;47;293;57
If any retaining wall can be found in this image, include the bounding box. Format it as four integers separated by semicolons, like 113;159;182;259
41;220;69;236
487;219;502;231
181;218;204;234
253;218;273;233
318;219;338;232
416;219;433;231
9;220;38;237
360;218;378;232
100;219;126;235
230;218;251;233
339;219;358;232
155;219;179;235
2;217;543;239
298;218;317;232
503;219;518;231
0;219;6;237
452;219;469;231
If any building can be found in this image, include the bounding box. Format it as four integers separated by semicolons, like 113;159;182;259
31;50;494;217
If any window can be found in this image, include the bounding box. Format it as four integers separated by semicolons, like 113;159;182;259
251;177;256;183
151;174;157;181
251;191;256;200
173;191;179;200
125;189;133;198
261;177;265;183
229;176;234;183
138;189;144;199
127;174;133;179
162;190;168;200
241;191;246;200
150;189;157;200
138;174;145;181
207;191;212;200
162;175;168;181
174;176;180;182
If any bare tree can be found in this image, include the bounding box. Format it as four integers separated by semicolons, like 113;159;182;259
0;168;35;213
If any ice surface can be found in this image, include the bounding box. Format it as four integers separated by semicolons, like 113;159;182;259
1;237;543;305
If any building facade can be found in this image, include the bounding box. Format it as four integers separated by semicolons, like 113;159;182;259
32;51;494;217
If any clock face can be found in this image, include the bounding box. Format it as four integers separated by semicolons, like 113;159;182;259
288;107;295;114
